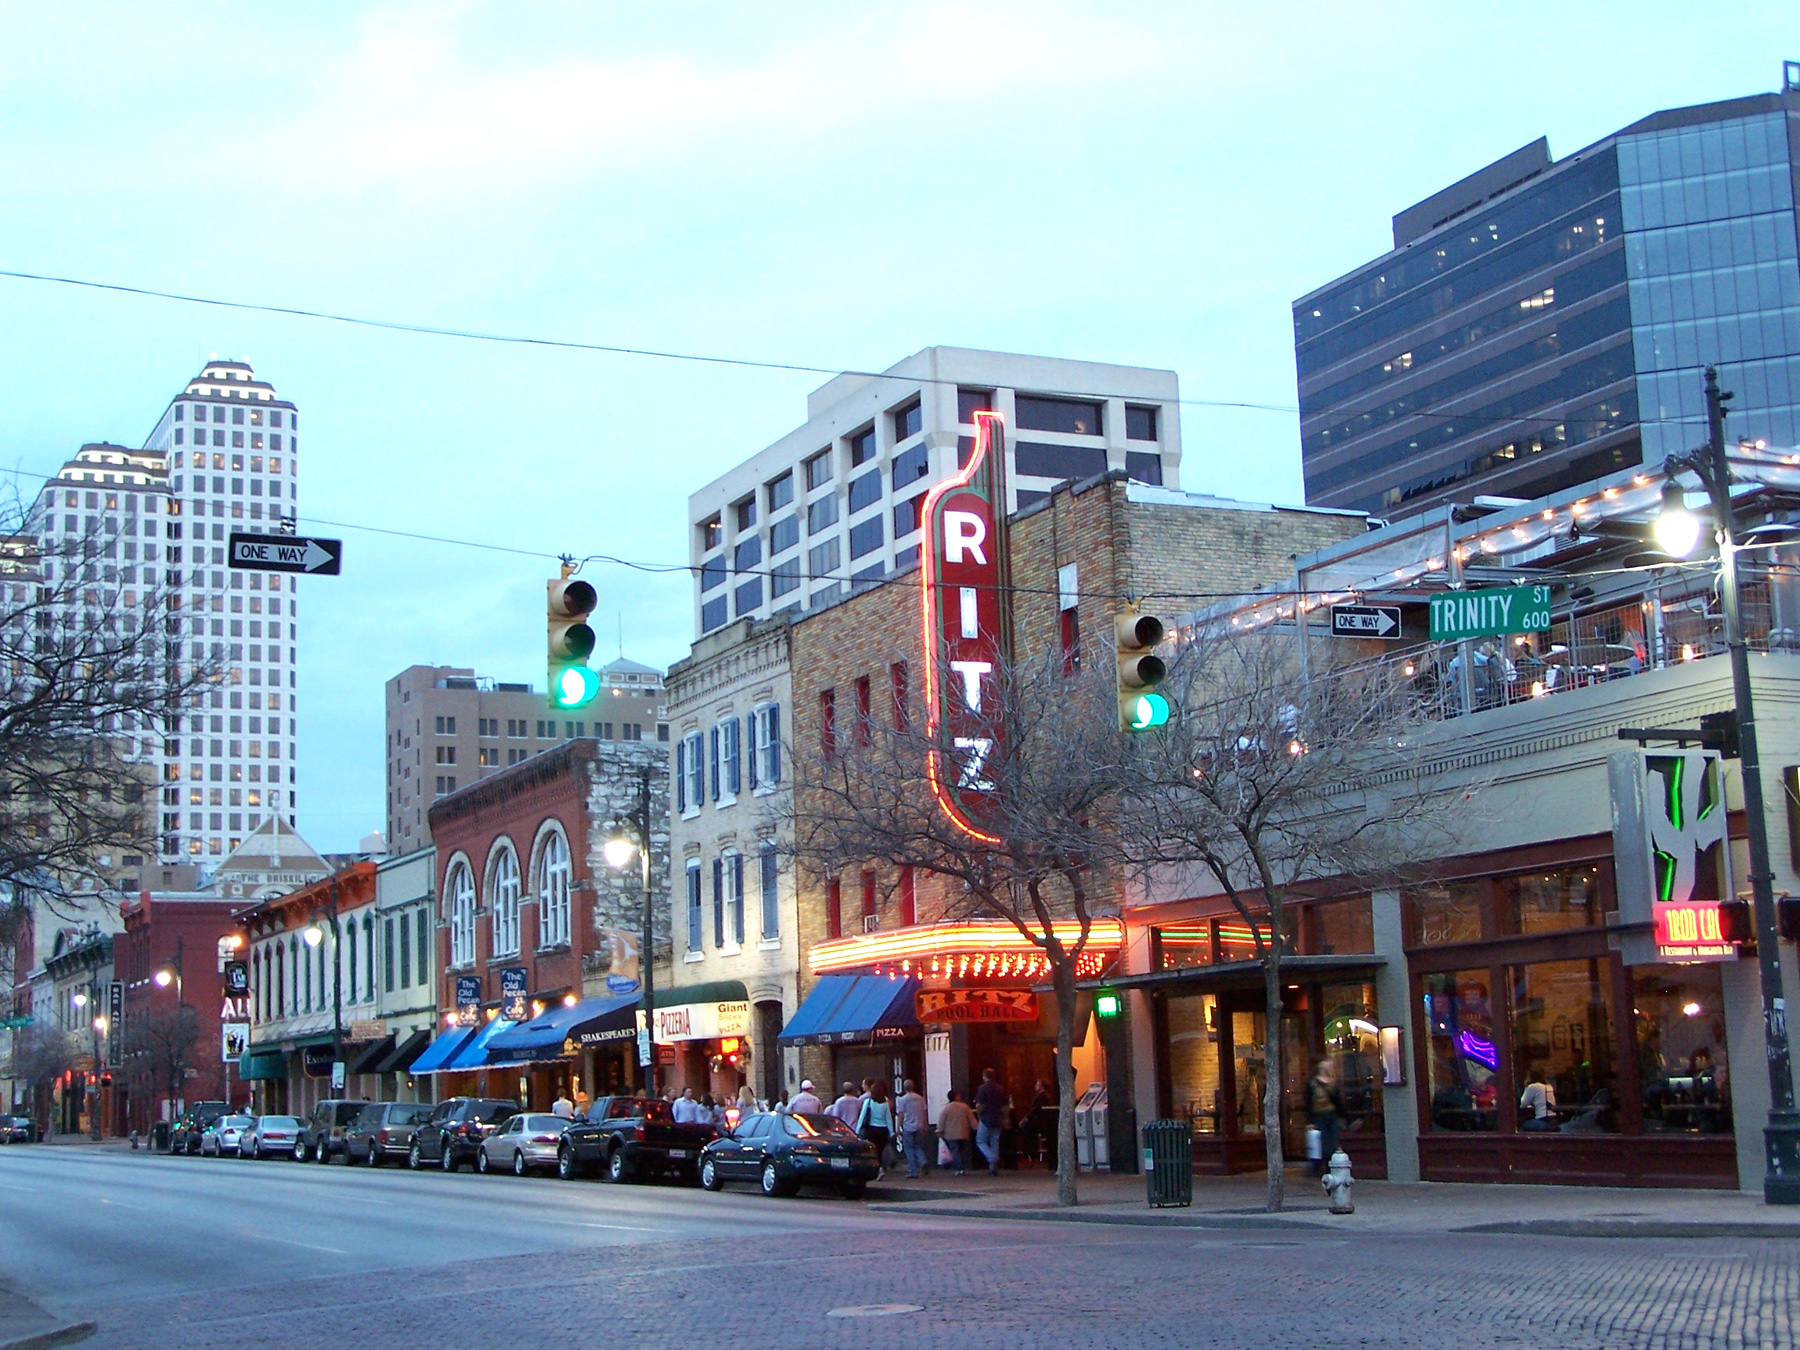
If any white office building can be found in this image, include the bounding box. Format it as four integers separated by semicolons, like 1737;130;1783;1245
687;347;1182;637
33;359;302;865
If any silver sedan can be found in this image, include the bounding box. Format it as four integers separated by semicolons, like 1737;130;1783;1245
477;1113;570;1176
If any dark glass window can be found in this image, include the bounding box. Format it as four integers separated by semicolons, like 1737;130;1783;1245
699;516;721;550
957;388;992;423
1125;405;1158;441
735;578;762;615
734;537;761;571
1015;441;1107;481
891;443;928;489
849;426;877;466
1407;882;1483;947
1015;395;1102;435
1125;452;1163;485
767;472;793;512
808;537;839;578
1633;964;1731;1135
735;497;756;531
848;516;883;559
805;450;833;490
770;557;800;597
700;557;725;592
893;494;924;537
807;494;838;534
847;469;882;514
1423;969;1500;1132
769;515;799;555
892;400;922;442
701;597;727;632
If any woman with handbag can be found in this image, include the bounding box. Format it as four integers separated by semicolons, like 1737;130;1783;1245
1306;1058;1343;1176
855;1080;895;1174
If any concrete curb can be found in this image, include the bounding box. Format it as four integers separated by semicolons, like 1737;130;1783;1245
866;1202;1320;1230
0;1321;96;1350
1459;1219;1800;1240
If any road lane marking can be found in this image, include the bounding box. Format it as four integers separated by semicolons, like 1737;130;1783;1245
236;1231;349;1256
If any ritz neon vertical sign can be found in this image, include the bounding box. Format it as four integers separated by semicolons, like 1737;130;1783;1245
921;409;1011;843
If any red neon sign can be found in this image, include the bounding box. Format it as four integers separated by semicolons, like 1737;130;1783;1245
920;409;1009;842
1653;901;1735;960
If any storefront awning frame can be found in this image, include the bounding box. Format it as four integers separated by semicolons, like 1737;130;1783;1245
1084;953;1386;995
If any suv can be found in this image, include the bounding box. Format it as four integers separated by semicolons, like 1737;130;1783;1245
297;1099;373;1163
345;1101;434;1167
170;1101;229;1155
3;1115;38;1143
409;1098;517;1173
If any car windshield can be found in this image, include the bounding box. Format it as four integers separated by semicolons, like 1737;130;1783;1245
216;1116;251;1129
393;1104;432;1124
788;1112;858;1138
261;1116;299;1128
525;1115;567;1132
472;1103;515;1124
331;1103;368;1124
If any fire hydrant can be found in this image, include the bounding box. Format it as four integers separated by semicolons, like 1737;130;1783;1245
1321;1148;1354;1214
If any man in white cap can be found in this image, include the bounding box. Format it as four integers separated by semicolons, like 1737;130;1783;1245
790;1079;823;1114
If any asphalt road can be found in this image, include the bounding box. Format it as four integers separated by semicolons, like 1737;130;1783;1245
3;1146;1799;1349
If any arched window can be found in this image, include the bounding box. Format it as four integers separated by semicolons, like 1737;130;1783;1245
276;941;286;1017
347;919;358;1003
490;844;521;958
538;829;571;949
252;949;263;1023
303;935;313;1013
363;914;375;1002
447;862;476;966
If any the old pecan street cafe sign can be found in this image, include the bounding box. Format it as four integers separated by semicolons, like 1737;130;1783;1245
921;409;1012;842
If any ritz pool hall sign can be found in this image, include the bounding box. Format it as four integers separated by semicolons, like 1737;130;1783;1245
921;409;1012;842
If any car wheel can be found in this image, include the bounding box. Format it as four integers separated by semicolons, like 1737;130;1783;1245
409;1142;422;1170
607;1147;631;1184
317;1140;331;1164
366;1142;381;1168
514;1150;527;1177
557;1145;577;1181
293;1140;307;1162
477;1148;490;1174
838;1180;867;1200
441;1143;457;1172
700;1157;723;1192
760;1160;784;1197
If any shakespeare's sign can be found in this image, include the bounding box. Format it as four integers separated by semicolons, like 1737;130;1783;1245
915;988;1039;1024
921;410;1011;841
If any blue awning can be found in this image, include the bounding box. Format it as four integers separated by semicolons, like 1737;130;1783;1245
778;976;920;1047
406;1026;475;1075
486;994;638;1065
441;1017;516;1072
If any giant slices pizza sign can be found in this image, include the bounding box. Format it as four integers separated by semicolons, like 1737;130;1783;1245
921;410;1011;841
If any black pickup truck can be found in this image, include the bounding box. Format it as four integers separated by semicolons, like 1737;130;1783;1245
556;1095;716;1184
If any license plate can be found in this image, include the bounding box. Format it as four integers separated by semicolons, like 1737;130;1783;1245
831;1157;851;1170
668;1149;690;1160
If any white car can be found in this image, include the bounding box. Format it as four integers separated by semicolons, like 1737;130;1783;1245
201;1114;253;1157
241;1115;301;1159
478;1113;570;1176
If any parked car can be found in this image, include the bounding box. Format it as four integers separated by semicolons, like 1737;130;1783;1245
170;1101;229;1155
345;1101;434;1168
200;1114;253;1157
557;1095;716;1183
408;1098;518;1172
241;1115;301;1159
700;1110;879;1198
478;1113;571;1176
2;1115;38;1143
296;1099;374;1163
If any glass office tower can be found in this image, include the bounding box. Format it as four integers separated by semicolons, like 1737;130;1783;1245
1296;72;1800;516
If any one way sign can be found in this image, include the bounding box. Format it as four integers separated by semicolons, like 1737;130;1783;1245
228;533;343;576
1329;604;1401;639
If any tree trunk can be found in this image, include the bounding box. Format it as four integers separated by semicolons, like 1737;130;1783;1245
1262;947;1285;1212
1053;957;1080;1207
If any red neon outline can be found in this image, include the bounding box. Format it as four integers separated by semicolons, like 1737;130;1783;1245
920;409;1004;843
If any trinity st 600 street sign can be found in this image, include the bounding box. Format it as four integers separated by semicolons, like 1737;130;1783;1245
228;533;342;575
1329;604;1401;639
1428;584;1551;642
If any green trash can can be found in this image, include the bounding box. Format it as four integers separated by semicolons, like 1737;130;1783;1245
1142;1119;1193;1208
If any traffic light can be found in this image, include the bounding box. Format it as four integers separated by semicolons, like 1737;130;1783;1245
547;573;599;709
1115;609;1169;732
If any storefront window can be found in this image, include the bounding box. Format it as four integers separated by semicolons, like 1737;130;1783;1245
1315;898;1374;954
1155;924;1212;971
1501;867;1601;936
1422;969;1499;1131
1510;958;1618;1133
1216;914;1294;963
1320;982;1383;1134
1632;964;1732;1134
1408;882;1482;947
1165;994;1222;1133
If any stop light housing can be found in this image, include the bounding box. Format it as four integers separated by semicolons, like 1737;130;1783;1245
548;575;599;709
1116;610;1169;732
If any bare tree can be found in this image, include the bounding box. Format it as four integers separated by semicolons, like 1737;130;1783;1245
123;1005;201;1122
1126;628;1464;1212
5;1023;78;1132
0;495;217;945
780;649;1133;1207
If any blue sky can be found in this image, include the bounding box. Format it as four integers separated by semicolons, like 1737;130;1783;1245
0;3;1787;849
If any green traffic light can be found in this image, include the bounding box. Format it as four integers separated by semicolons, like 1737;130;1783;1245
1129;693;1170;730
551;664;601;709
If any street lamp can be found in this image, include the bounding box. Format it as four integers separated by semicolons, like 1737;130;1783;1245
304;876;345;1086
153;939;188;1130
1657;364;1800;1206
604;766;656;1094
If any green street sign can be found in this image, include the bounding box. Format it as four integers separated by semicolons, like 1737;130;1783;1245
1;1016;32;1030
1428;584;1552;642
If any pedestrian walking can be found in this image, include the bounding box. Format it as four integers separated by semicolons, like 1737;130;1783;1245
552;1091;575;1119
828;1083;862;1130
937;1088;975;1175
896;1078;928;1179
790;1080;822;1115
973;1068;1008;1176
855;1080;894;1172
672;1087;706;1125
772;1088;792;1115
737;1085;758;1117
1306;1058;1343;1175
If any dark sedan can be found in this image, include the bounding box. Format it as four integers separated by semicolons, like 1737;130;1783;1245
408;1098;517;1172
3;1115;38;1143
699;1111;879;1198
